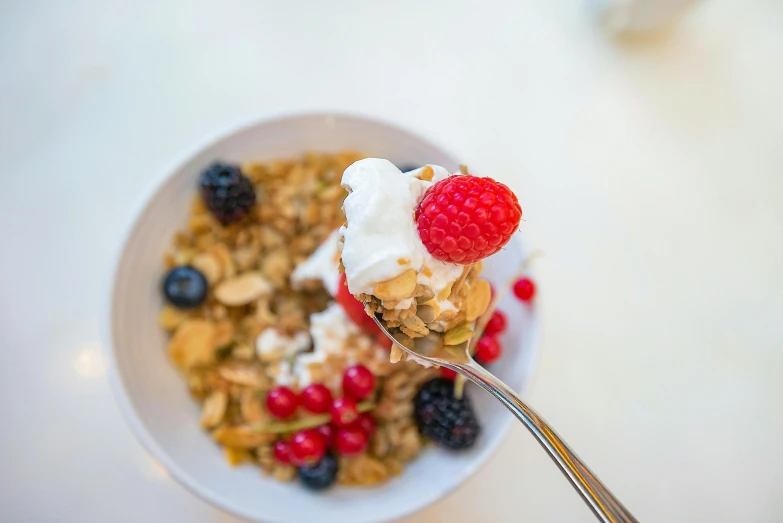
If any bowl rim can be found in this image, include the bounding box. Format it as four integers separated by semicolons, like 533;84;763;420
102;110;542;523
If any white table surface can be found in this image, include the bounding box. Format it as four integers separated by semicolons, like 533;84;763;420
2;1;782;521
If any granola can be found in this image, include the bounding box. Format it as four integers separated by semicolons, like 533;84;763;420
158;152;438;488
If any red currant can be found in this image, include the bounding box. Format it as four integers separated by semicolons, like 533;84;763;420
299;384;333;414
315;424;335;448
273;440;293;464
440;367;457;380
266;386;298;419
335;426;369;456
330;397;359;428
484;310;507;336
476;335;502;364
354;413;376;437
290;430;326;466
512;277;536;302
342;365;375;400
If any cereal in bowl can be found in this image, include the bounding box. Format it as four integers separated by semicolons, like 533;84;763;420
158;152;499;491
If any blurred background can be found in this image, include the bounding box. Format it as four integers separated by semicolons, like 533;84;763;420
2;0;782;521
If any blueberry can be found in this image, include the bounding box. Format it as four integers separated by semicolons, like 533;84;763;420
162;266;208;309
396;164;420;173
298;452;338;491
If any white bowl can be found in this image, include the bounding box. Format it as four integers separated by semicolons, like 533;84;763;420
105;113;540;523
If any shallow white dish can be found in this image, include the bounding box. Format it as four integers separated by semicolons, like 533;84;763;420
104;112;540;523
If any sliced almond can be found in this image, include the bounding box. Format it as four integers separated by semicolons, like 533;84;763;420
191;252;223;285
158;305;190;331
210;243;236;280
436;282;454;302
465;279;491;322
212;320;234;348
373;269;417;302
451;265;471;296
233;244;261;272
200;390;228;429
436;309;457;322
231;342;255;361
217;364;271;389
214;272;272;306
167;319;216;370
260;248;291;288
240;389;269;424
212;425;276;448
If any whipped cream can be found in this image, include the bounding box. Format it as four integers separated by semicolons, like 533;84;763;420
290;229;341;297
339;158;463;311
255;328;311;361
275;302;380;391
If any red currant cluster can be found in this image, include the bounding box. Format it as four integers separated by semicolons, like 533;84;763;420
267;364;377;467
440;276;536;379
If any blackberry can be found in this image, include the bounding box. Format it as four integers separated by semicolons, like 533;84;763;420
199;161;256;225
298;452;338;491
414;378;481;451
162;266;208;309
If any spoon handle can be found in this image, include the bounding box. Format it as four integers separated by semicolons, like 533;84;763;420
455;360;639;523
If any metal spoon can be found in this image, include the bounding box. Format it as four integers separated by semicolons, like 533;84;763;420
372;309;639;523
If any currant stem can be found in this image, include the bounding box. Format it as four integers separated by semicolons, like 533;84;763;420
251;401;376;434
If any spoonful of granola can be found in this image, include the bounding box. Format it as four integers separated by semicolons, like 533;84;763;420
338;158;638;523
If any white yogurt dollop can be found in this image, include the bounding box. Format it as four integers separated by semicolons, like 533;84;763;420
339;158;463;310
288;302;379;391
255;328;311;360
290;229;341;297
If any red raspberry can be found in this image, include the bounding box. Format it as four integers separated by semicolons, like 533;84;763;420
415;175;522;264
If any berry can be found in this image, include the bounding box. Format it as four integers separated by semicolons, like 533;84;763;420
199;161;256;225
290;430;326;467
397;164;420;173
335;426;369;456
336;274;388;346
266;386;298;419
315;424;335;448
513;277;536;302
354;413;376;437
415;175;522;264
440;367;457;380
298;452;338;491
414;378;481;450
273;440;293;464
475;336;502;364
330;397;359;428
342;365;375;400
162;266;208;309
300;384;333;414
483;310;507;336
